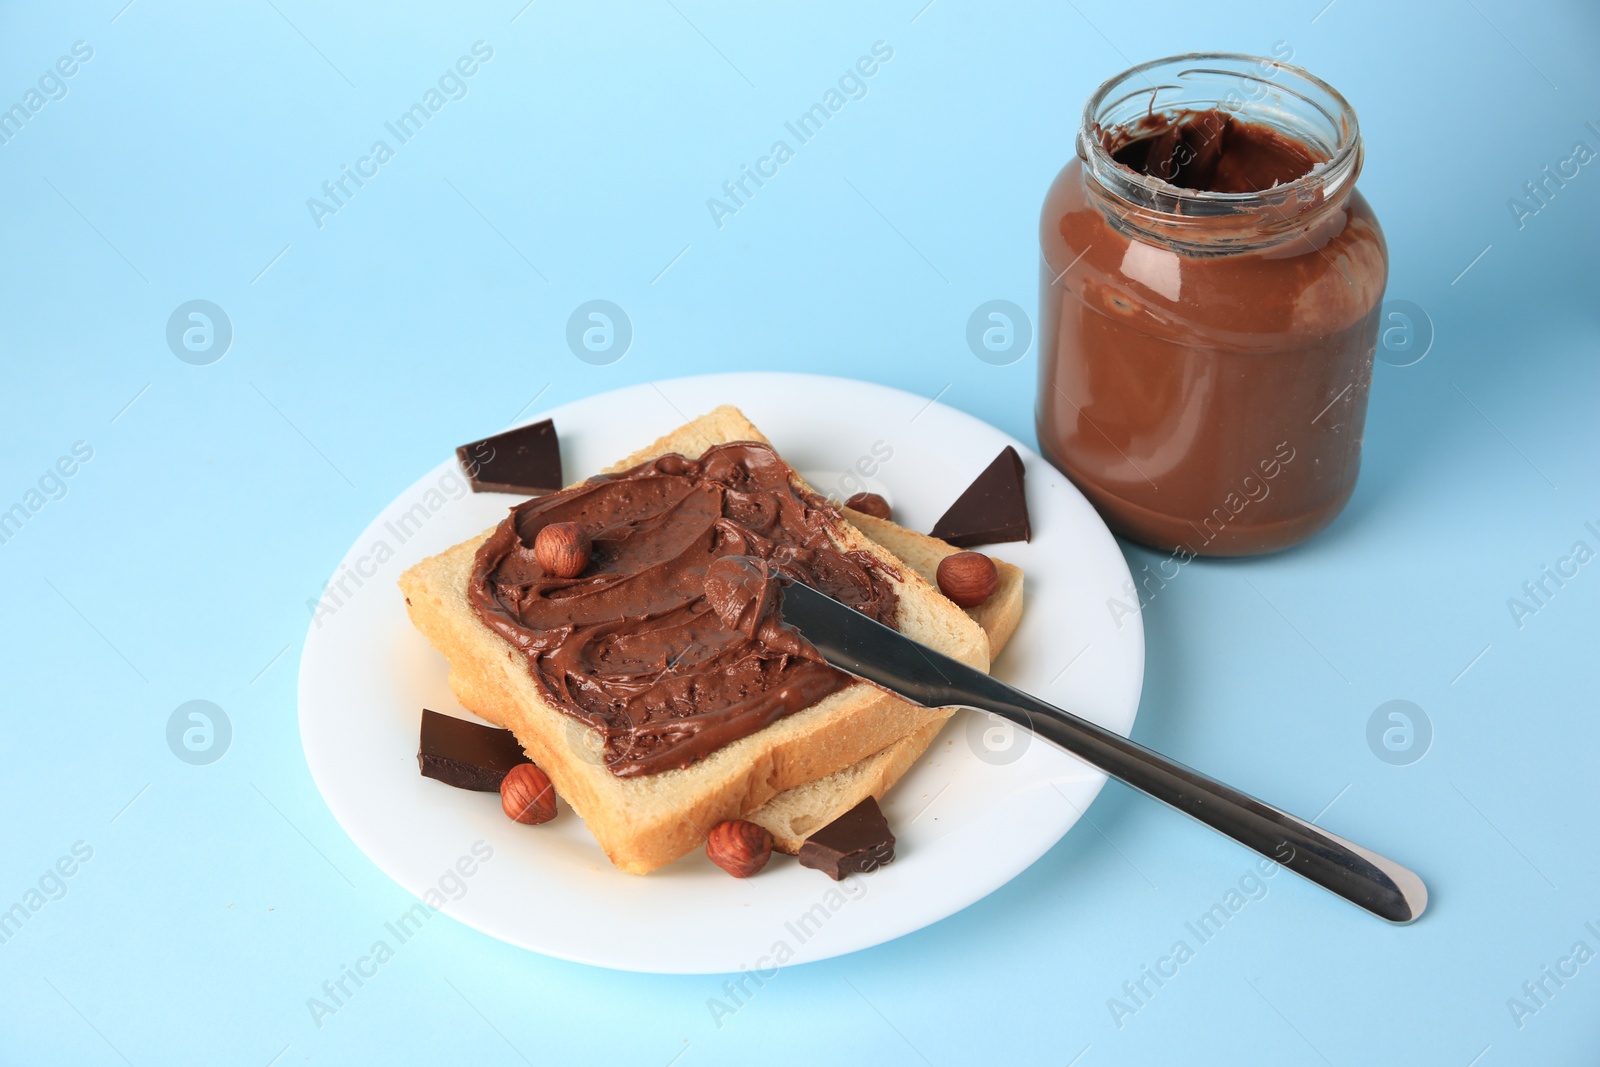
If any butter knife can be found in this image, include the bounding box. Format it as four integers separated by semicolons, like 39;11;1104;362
779;580;1427;924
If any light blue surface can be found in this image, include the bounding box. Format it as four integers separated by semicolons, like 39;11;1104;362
2;1;1596;1063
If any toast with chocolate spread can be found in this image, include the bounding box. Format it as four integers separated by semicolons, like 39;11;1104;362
400;406;1021;874
746;510;1023;852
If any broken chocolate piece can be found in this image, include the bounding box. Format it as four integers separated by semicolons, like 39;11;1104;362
418;709;530;791
456;418;563;495
928;445;1031;547
797;796;897;880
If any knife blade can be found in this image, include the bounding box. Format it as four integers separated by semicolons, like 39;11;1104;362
779;579;1427;924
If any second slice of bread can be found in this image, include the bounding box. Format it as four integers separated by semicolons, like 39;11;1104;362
746;511;1024;851
400;406;994;874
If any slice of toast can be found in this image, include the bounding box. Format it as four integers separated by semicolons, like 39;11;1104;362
747;512;1024;851
400;406;995;874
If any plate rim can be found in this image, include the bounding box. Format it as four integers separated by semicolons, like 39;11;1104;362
297;370;1145;972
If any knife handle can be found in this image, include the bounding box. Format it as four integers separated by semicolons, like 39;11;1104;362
957;673;1427;924
775;579;1425;923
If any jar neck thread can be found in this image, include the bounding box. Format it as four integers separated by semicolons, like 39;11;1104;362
1077;53;1363;253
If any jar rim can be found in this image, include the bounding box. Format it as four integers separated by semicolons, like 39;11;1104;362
1078;51;1362;211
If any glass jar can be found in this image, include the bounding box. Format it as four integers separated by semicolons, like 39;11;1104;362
1036;53;1387;556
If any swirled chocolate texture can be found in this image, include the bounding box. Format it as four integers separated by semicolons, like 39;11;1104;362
468;442;899;777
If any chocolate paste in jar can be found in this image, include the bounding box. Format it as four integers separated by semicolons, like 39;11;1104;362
1037;60;1388;557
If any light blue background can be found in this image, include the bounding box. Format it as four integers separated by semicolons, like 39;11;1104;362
2;0;1597;1063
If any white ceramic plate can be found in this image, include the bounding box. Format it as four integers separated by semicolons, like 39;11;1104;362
298;372;1143;973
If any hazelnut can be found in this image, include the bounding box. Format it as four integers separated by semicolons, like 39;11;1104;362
844;492;892;520
500;763;558;824
706;819;774;878
534;522;591;579
936;551;998;608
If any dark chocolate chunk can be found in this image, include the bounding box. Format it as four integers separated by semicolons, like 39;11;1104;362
928;445;1031;547
418;709;530;791
797;796;896;881
456;418;563;495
